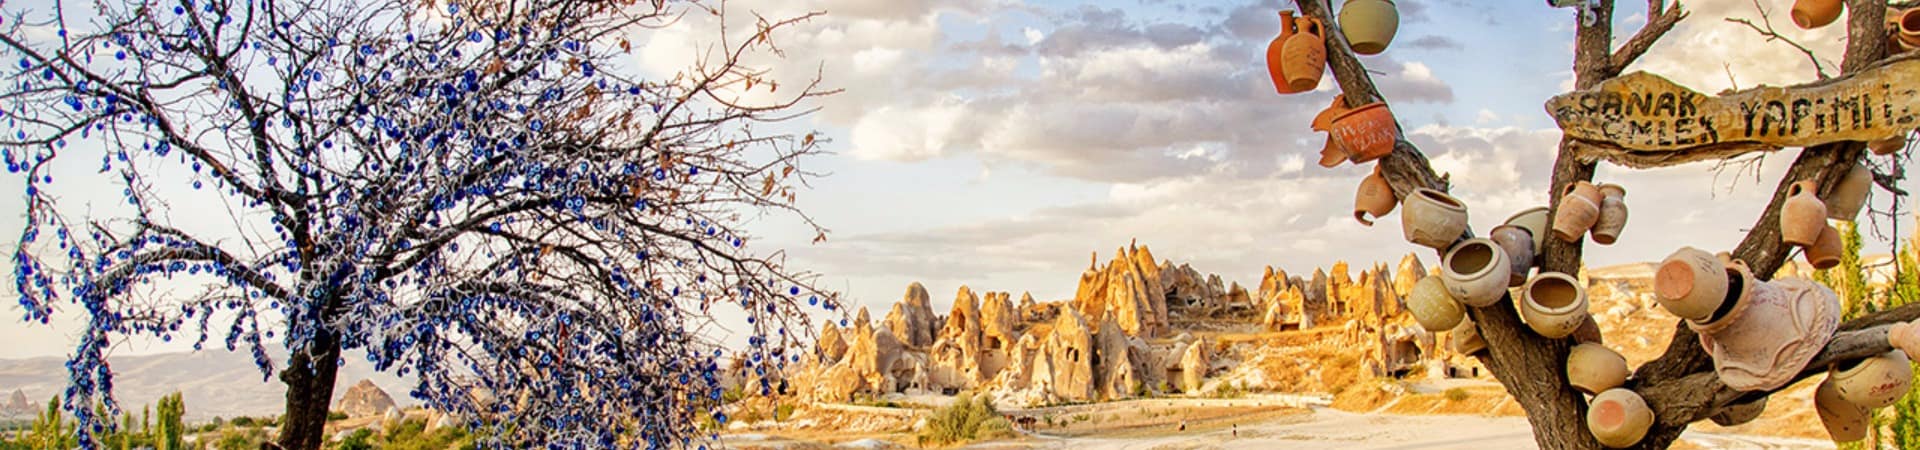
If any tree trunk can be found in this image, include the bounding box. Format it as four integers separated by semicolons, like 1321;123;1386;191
275;329;343;450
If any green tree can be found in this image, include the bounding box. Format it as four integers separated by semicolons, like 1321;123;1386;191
154;392;185;450
1890;219;1920;450
28;395;71;450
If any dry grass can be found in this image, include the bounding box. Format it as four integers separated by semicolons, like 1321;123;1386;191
1034;404;1309;438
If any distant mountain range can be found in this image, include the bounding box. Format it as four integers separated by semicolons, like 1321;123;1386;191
0;349;415;421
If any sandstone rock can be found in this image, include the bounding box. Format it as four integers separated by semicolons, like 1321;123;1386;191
818;322;849;363
1394;254;1427;298
885;282;939;348
1038;309;1097;402
1180;340;1211;393
1094;317;1142;399
338;379;398;418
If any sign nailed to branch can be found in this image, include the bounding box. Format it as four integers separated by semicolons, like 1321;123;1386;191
1545;57;1920;166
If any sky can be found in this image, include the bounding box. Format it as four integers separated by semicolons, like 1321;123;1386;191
3;0;1919;359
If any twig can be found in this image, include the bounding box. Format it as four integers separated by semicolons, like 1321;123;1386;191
1726;0;1830;79
1610;0;1689;72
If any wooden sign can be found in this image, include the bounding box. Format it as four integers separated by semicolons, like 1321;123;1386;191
1545;56;1920;167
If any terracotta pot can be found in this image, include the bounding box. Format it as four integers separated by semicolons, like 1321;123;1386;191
1401;188;1469;250
1901;8;1920;50
1313;96;1353;167
1520;272;1588;339
1791;0;1843;29
1806;225;1842;270
1831;350;1913;409
1655;247;1728;322
1567;343;1629;395
1871;135;1908;155
1587;388;1653;448
1689;273;1841;391
1265;11;1309;95
1442;239;1512;307
1553;181;1603;242
1781;180;1828;247
1281;17;1327;92
1450;316;1486;355
1504;207;1550;255
1489;225;1535;287
1329;102;1398;164
1815;376;1871;442
1338;0;1399;55
1826;164;1871;221
1354;167;1398;226
1892;320;1920;362
1591;184;1628;245
1407;275;1465;332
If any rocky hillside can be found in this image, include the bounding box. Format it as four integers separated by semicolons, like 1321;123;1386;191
0;349;416;420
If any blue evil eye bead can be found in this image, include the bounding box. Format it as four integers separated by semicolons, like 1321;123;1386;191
789;286;800;295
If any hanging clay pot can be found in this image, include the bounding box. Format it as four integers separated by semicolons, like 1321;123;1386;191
1313;96;1353;167
1442;239;1512;307
1329;102;1399;164
1655;247;1728;322
1567;343;1629;395
1780;180;1828;247
1265;11;1310;95
1401;188;1469;250
1505;207;1551;255
1871;136;1908;155
1587;388;1653;448
1892;321;1920;362
1451;315;1487;355
1791;0;1843;29
1407;275;1465;332
1831;350;1913;409
1338;0;1399;55
1281;16;1327;92
1689;273;1841;391
1806;225;1843;270
1591;184;1628;245
1553;181;1603;242
1815;376;1871;442
1711;398;1767;427
1520;272;1588;339
1900;9;1920;50
1826;164;1871;221
1355;166;1398;226
1489;225;1534;287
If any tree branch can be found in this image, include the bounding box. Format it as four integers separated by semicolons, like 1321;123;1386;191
1609;1;1689;73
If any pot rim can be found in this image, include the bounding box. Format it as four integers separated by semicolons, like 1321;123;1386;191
1505;206;1549;224
1523;272;1587;315
1833;350;1908;381
1332;102;1392;123
1599;183;1626;198
1685;265;1756;333
1412;188;1466;211
1444;239;1505;282
1904;8;1920;35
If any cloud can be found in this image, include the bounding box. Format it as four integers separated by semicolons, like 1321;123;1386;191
1402;35;1465;51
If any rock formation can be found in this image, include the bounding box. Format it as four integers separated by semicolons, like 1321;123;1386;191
817;322;848;364
338;379;398;418
1073;244;1171;338
884;282;939;348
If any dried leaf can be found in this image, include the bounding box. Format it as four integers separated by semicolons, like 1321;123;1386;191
761;174;775;196
803;133;814;146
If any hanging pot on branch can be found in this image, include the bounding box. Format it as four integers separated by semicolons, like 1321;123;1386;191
1450;315;1487;355
1266;11;1325;94
1591;183;1628;244
1503;206;1550;255
1313;95;1399;167
1337;0;1399;55
1829;350;1913;409
1870;135;1908;155
1567;343;1628;395
1805;224;1843;270
1780;180;1828;247
1354;166;1398;225
1688;273;1841;392
1897;8;1920;51
1519;272;1588;339
1488;224;1535;287
1552;181;1603;242
1407;275;1464;332
1441;239;1511;307
1790;0;1843;29
1400;188;1469;250
1815;376;1871;442
1655;246;1728;322
1587;388;1653;448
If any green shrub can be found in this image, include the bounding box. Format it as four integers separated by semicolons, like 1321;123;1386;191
229;416;255;428
1444;388;1470;402
327;411;350;421
916;393;1011;447
975;418;1017;440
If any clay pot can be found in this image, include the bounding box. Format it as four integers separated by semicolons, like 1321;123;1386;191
1591;184;1628;245
1815;376;1871;442
1825;164;1871;221
1407;275;1465;332
1689;273;1841;391
1901;9;1920;50
1450;316;1487;355
1567;343;1629;395
1520;272;1588;339
1892;321;1920;362
1871;136;1908;155
1780;180;1828;247
1401;188;1469;250
1329;102;1399;164
1710;398;1767;427
1587;388;1653;448
1654;247;1728;322
1338;0;1399;55
1831;350;1913;409
1791;0;1843;29
1488;225;1535;287
1442;239;1512;307
1504;207;1550;255
1553;181;1603;242
1806;225;1842;270
1354;167;1398;225
1281;17;1327;93
1265;11;1310;95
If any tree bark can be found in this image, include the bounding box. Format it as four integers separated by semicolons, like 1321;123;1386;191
275;329;344;450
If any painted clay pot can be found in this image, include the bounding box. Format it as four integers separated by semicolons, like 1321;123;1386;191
1281;16;1327;92
1892;320;1920;362
1407;275;1465;332
1505;206;1551;255
1591;184;1628;245
1831;350;1913;409
1871;136;1908;155
1489;224;1535;287
1553;181;1604;242
1520;272;1588;339
1265;11;1309;95
1354;167;1398;225
1442;239;1512;307
1815;376;1871;442
1587;388;1653;448
1401;188;1469;250
1791;0;1843;29
1655;246;1728;322
1901;9;1920;50
1710;398;1767;427
1825;164;1871;221
1329;102;1399;164
1689;272;1841;391
1780;180;1828;247
1338;0;1399;55
1450;316;1487;355
1567;343;1629;395
1313;96;1353;167
1806;225;1843;270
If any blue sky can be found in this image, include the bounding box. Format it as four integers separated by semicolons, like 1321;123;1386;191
4;0;1918;359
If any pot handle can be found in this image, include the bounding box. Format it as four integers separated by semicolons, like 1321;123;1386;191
1299;16;1323;37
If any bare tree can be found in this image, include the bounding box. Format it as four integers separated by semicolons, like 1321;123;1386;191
1296;0;1913;448
0;0;837;448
